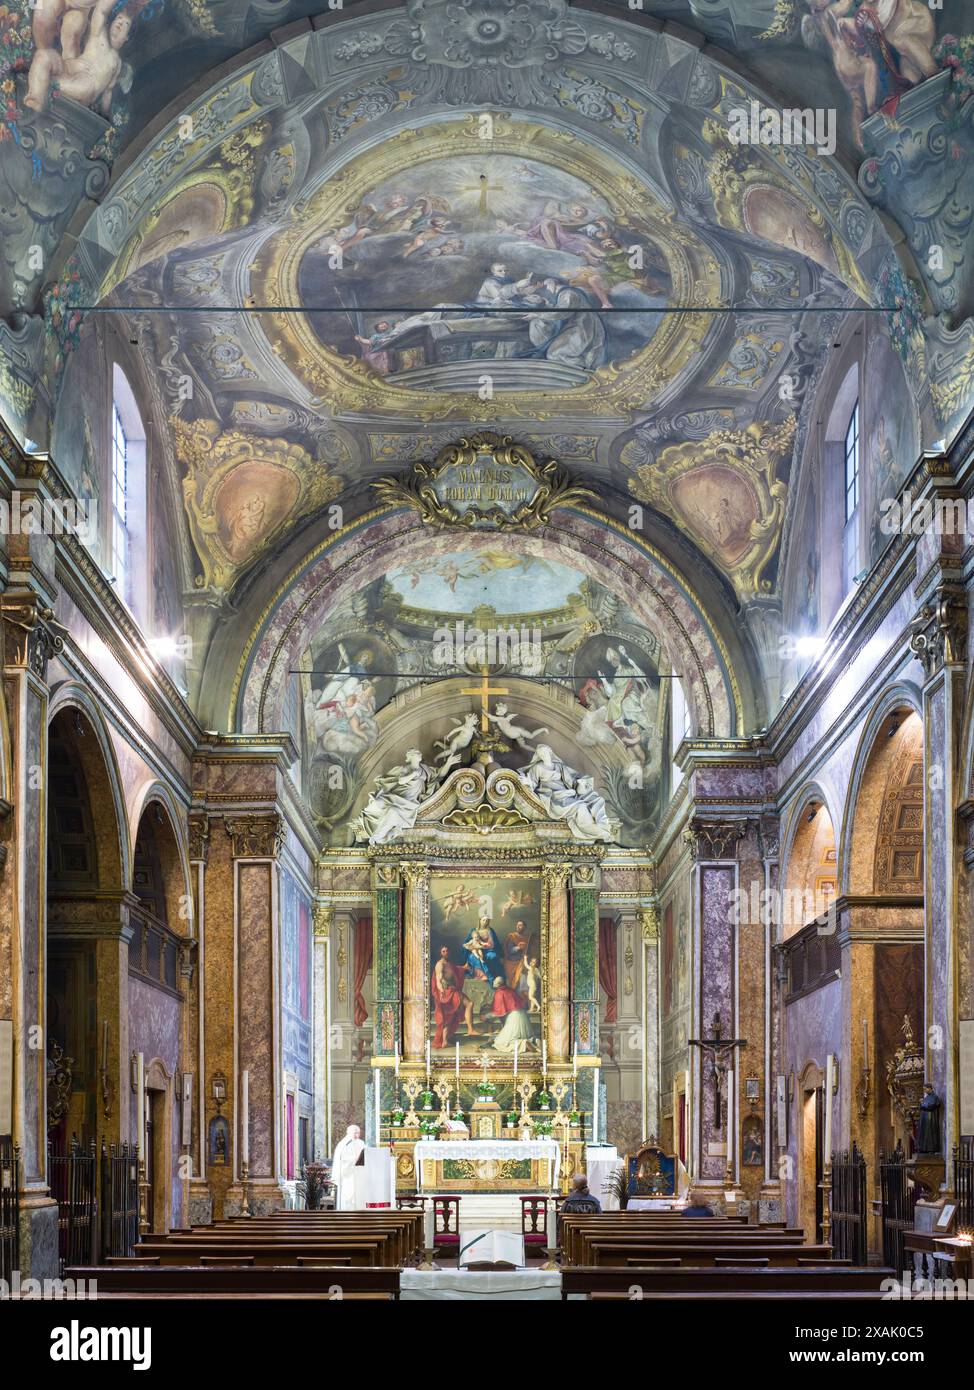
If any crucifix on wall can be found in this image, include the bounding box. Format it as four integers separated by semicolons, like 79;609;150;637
688;1011;747;1129
460;666;509;735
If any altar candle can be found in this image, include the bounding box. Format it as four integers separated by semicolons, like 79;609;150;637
546;1197;557;1252
394;1046;400;1078
592;1066;600;1144
375;1071;381;1141
135;1051;145;1160
862;1018;868;1061
542;1040;547;1078
824;1054;834;1158
424;1203;435;1253
455;1042;460;1080
726;1070;734;1170
513;1040;519;1080
573;1051;577;1078
426;1040;431;1083
241;1069;250;1166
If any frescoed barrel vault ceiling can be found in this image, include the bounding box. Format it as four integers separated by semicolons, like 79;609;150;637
2;0;974;772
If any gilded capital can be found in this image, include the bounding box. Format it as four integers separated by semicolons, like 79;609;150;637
639;905;660;943
313;904;334;940
225;812;286;859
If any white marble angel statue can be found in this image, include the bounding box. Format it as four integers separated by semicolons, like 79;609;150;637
433;711;479;775
350;747;437;844
487;702;549;749
517;744;615;842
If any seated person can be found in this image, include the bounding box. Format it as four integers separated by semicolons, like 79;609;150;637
681;1188;714;1217
560;1172;602;1214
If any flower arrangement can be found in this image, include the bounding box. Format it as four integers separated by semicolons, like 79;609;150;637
505;1111;519;1128
390;1107;406;1127
419;1088;436;1111
532;1117;554;1137
934;34;974;99
568;1110;581;1126
418;1117;441;1137
476;1080;496;1100
536;1090;552;1110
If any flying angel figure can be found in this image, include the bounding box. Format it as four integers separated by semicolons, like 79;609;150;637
442;884;478;920
433;711;479;776
501;889;536;918
487;703;549;749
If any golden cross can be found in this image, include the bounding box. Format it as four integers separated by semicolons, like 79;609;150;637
460;173;502;215
460;665;509;734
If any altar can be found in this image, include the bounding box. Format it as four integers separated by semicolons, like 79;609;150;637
413;1138;561;1193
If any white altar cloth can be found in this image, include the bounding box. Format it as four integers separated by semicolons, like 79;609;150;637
401;1269;561;1300
413;1138;561;1189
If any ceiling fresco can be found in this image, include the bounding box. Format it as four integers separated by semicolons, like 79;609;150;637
0;0;971;743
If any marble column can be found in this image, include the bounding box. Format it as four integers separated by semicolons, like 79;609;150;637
685;819;744;1187
186;813;211;1225
401;862;429;1064
312;904;332;1160
544;863;572;1062
910;582;967;1174
372;863;401;1060
0;592;61;1278
226;813;286;1215
638;906;660;1142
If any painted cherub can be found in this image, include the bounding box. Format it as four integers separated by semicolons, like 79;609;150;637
26;0;134;114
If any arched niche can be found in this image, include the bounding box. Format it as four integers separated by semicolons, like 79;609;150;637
843;699;924;898
780;790;839;940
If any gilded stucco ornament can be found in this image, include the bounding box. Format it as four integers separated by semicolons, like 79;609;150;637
626;417;794;599
372;432;596;531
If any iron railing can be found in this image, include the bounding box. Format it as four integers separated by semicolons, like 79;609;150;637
830;1143;867;1265
0;1137;20;1284
100;1141;138;1259
879;1142;917;1272
955;1137;973;1229
49;1137;96;1272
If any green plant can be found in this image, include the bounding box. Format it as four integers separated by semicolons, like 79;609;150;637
390;1107;406;1126
605;1165;630;1211
419;1088;436;1110
536;1090;552;1108
476;1080;496;1099
419;1117;441;1137
532;1118;553;1137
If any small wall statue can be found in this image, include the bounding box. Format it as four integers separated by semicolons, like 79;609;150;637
916;1083;943;1155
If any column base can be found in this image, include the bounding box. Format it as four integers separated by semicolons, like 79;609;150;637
224;1178;286;1218
187;1182;213;1227
18;1196;59;1281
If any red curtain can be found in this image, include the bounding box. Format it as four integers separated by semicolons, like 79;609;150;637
598;917;618;1023
353;917;373;1026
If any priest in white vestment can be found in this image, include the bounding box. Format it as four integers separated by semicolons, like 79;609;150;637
332;1124;365;1210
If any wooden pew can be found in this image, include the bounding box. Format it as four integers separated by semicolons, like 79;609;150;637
561;1266;895;1300
65;1264;401;1300
585;1241;831;1268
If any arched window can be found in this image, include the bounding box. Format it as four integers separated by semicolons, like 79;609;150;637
670;676;690;792
111;364;147;618
843;399;861;592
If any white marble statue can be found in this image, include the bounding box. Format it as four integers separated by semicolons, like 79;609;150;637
332;1124;364;1211
433;711;479;775
517;744;615;842
487;702;549;749
350;747;437;843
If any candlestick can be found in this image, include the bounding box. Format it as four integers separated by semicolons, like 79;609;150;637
241;1069;250;1167
135;1051;145;1160
824;1054;834;1158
